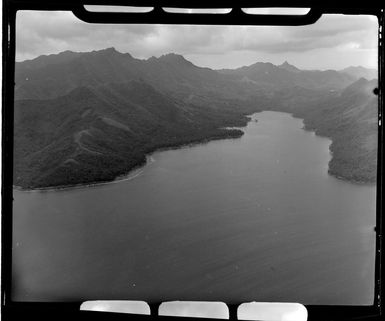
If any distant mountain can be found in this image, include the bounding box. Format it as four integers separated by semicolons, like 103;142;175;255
14;48;378;188
15;48;250;104
219;61;355;91
340;66;377;81
16;50;83;70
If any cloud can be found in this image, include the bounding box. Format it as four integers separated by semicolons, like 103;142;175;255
15;10;378;69
16;11;157;60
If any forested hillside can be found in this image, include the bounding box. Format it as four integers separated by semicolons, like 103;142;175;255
14;48;378;188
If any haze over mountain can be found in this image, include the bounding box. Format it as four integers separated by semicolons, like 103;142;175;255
340;66;377;81
14;48;378;188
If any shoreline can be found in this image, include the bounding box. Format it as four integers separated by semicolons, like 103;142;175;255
13;111;376;192
328;170;376;186
300;119;377;186
14;130;245;192
267;111;377;186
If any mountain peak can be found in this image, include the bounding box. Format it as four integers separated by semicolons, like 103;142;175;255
356;76;369;83
104;47;117;52
279;61;300;72
160;53;184;59
17;50;83;69
342;77;377;97
158;53;193;66
87;47;135;60
93;47;120;55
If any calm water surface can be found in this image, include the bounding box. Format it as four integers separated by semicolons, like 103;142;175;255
13;111;376;304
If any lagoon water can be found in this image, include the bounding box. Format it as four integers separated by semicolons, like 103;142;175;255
12;111;376;304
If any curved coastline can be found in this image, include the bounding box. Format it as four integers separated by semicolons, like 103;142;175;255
14;111;375;192
13;130;245;192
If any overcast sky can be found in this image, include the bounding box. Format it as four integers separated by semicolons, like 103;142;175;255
16;10;378;70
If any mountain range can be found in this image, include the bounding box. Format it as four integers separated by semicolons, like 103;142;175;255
14;48;378;188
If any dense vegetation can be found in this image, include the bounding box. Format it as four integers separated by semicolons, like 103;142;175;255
13;48;378;189
303;79;378;183
14;84;250;189
262;78;378;183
